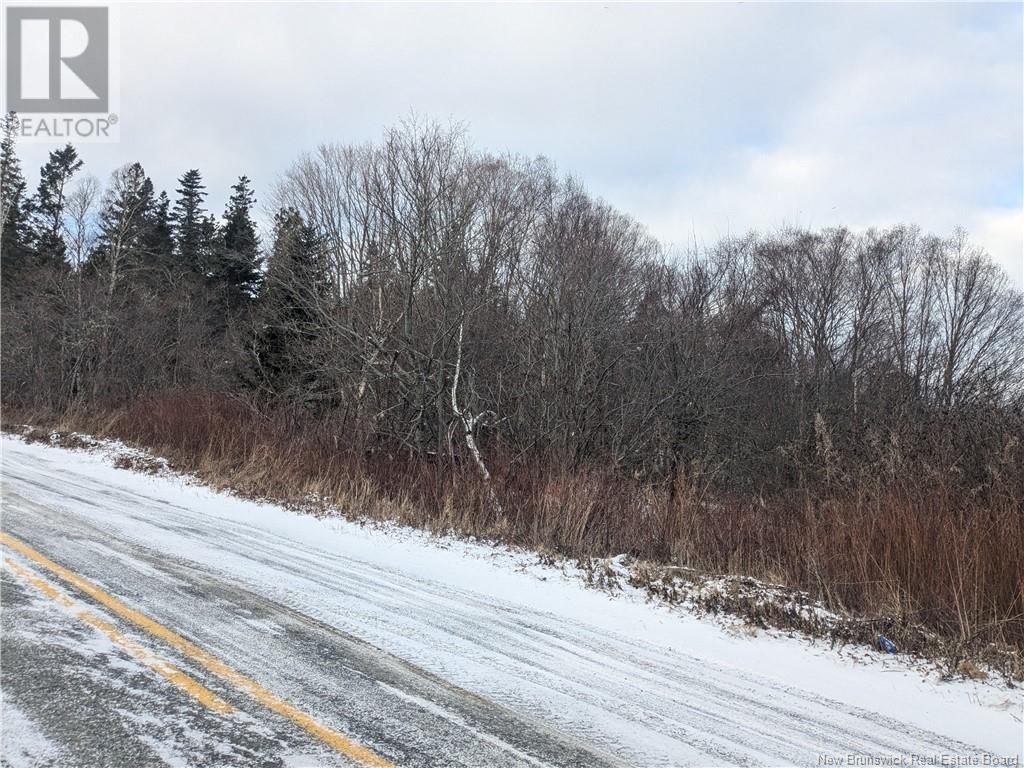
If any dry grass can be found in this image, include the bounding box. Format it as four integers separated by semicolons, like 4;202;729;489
6;392;1022;673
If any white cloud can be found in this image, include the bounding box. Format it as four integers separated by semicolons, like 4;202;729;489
14;2;1021;287
971;208;1024;290
618;4;1022;285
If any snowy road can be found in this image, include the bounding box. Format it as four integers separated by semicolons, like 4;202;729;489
1;436;1020;767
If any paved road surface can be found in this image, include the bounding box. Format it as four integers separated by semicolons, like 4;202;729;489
1;437;1019;767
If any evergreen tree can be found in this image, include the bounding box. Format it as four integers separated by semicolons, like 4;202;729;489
0;112;32;285
88;163;155;291
256;208;329;393
171;169;209;274
215;175;262;308
143;191;174;266
200;214;223;279
30;143;83;269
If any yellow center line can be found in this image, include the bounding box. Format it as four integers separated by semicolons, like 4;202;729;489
4;558;234;715
0;532;396;768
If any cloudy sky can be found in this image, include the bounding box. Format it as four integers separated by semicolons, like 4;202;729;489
17;1;1024;288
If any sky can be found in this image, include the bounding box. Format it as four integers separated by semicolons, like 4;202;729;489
13;1;1024;288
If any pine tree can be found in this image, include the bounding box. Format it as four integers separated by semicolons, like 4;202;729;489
215;175;262;309
0;112;32;285
171;169;209;275
30;143;83;269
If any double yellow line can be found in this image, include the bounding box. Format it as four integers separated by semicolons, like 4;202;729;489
1;532;395;768
4;557;236;715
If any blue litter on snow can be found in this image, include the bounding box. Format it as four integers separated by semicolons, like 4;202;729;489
878;635;897;654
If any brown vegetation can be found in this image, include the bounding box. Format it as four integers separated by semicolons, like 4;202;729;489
12;389;1021;675
4;119;1023;674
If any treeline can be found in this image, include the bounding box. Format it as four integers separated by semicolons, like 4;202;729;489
2;112;260;407
6;116;1022;493
3;115;1023;652
273;130;1023;497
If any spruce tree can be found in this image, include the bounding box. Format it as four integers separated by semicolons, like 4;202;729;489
200;214;222;279
88;163;155;289
256;208;329;393
0;112;32;285
171;169;209;275
143;191;174;266
215;175;262;308
30;143;83;269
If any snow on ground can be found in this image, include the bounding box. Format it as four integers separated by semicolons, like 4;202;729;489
0;561;322;768
0;697;64;768
2;433;1022;764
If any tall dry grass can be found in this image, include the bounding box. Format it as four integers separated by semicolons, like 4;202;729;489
18;391;1024;654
